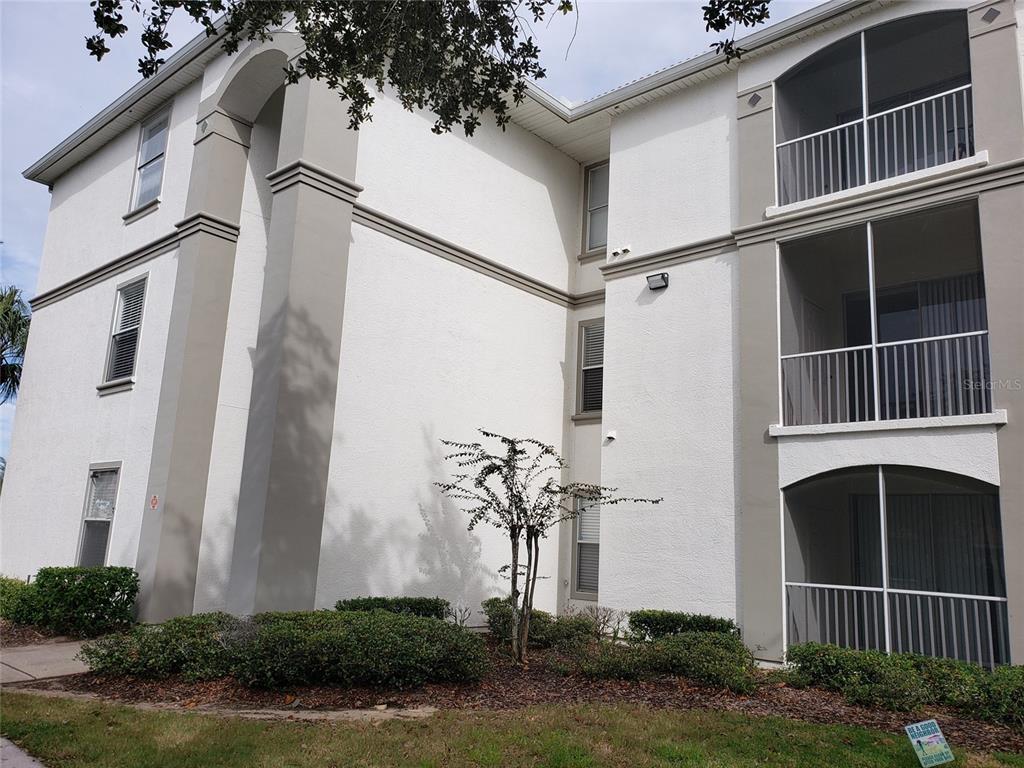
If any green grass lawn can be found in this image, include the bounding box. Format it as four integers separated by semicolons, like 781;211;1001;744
2;691;1022;768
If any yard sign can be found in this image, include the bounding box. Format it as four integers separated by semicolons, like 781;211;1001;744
905;719;954;766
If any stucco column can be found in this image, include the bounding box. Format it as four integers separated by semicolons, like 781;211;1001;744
227;78;361;614
968;0;1024;163
978;185;1024;663
137;111;252;621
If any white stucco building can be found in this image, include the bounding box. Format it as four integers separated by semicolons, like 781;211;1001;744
3;0;1023;666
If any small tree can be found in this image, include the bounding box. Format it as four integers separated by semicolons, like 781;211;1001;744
0;286;30;404
437;429;659;663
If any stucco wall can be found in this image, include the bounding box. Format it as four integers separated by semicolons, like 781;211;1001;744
606;74;736;258
314;224;570;618
598;251;739;619
35;81;200;295
354;91;582;291
0;250;177;577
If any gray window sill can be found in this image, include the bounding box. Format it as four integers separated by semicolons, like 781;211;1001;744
97;377;135;396
577;248;606;264
571;411;602;424
123;197;160;224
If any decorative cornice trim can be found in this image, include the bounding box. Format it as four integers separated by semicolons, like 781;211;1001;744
174;211;241;242
31;230;181;310
571;289;606;308
267;160;363;204
600;234;738;279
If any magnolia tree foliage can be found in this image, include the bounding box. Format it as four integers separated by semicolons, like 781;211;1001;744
85;0;772;136
437;429;660;663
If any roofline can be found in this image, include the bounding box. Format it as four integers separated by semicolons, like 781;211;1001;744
24;0;873;184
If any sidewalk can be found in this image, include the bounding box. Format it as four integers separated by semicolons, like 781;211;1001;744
0;738;47;768
0;641;87;684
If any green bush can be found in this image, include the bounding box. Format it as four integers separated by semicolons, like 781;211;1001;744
0;576;40;625
787;643;1024;725
480;597;596;649
32;567;138;637
235;610;486;689
579;631;755;694
334;596;451;620
79;612;244;681
628;609;740;641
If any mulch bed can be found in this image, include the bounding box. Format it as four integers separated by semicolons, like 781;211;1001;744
17;642;1022;754
0;619;59;648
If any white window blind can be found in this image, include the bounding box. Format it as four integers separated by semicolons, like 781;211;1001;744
575;502;600;594
580;321;604;413
79;468;119;567
586;163;609;251
106;279;146;382
133;112;169;208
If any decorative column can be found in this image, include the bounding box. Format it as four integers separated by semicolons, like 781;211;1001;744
227;77;361;614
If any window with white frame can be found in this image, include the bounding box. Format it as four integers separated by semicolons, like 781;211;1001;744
78;467;120;567
574;501;600;595
105;278;146;383
132;111;170;209
579;319;604;413
584;162;609;252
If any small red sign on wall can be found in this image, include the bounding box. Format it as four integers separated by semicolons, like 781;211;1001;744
149;495;160;510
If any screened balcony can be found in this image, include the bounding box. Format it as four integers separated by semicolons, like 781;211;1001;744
780;202;991;427
785;466;1008;667
776;12;973;206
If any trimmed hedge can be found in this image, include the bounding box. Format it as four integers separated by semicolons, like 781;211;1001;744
79;612;245;681
81;609;487;691
787;642;1024;728
578;631;756;694
628;609;740;641
481;597;596;649
0;576;39;625
334;596;450;620
33;567;138;637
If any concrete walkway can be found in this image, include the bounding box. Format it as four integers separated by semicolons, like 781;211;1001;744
0;642;87;684
1;738;47;767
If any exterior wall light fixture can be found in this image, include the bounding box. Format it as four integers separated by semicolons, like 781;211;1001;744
646;272;669;291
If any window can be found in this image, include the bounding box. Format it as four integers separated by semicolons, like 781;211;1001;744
584;162;609;251
574;502;600;595
78;467;120;567
132;111;169;209
105;278;146;383
579;320;604;413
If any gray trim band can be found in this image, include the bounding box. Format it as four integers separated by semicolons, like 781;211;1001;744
600;234;738;279
267;160;364;203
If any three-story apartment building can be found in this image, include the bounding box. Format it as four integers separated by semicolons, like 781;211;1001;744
3;0;1022;666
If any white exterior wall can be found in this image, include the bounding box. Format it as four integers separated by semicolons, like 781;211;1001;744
315;225;569;617
0;251;178;577
354;92;582;290
599;252;739;619
35;81;200;294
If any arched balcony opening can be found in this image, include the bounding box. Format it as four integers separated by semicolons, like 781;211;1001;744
775;11;973;205
784;465;1009;667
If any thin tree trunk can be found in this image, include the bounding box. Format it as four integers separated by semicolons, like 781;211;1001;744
522;530;541;657
517;530;535;662
509;528;521;662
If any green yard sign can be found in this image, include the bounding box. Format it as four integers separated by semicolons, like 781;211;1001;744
905;719;954;766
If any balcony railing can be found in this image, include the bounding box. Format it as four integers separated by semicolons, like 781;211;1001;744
777;85;974;206
786;582;1010;668
781;331;991;427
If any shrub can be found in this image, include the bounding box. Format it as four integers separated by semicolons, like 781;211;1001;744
579;631;755;694
32;567;138;637
481;597;596;650
976;665;1024;730
334;596;450;620
0;576;39;625
905;654;986;711
628;609;740;641
79;612;244;680
235;610;486;689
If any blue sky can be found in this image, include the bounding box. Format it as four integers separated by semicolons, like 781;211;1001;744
0;0;818;456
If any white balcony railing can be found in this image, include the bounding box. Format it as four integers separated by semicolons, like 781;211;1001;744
777;85;974;206
786;582;1010;668
781;331;990;427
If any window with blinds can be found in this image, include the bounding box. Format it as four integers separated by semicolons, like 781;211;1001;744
579;320;604;413
133;111;169;209
575;502;600;595
105;279;146;382
585;162;609;252
78;467;119;567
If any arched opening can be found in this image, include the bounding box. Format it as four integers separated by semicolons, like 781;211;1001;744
775;11;973;204
784;465;1008;666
